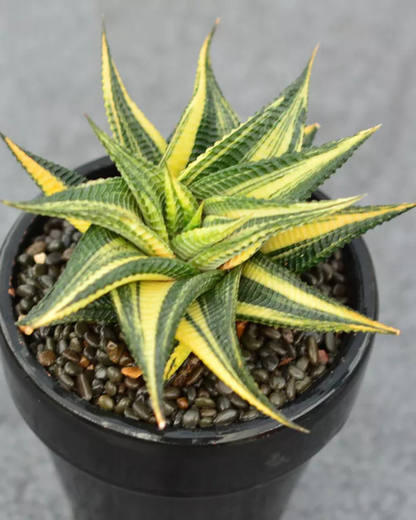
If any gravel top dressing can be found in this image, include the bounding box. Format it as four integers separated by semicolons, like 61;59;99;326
12;217;349;430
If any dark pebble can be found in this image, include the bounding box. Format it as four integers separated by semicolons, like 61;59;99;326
18;253;34;266
76;373;92;401
26;242;46;256
107;366;123;383
45;252;62;266
64;361;83;376
105;381;118;397
288;364;305;380
296;377;312;393
269;374;286;390
260;326;282;341
286;378;297;400
164;386;181;400
306;336;319;365
325;332;338;354
59;373;75;390
199;417;213;428
200;408;217;418
217;396;231;411
214;409;238;426
269;391;287;407
261;355;279;372
75;322;90;338
38;350;56;367
95;349;113;366
16;284;37;298
215;380;233;396
125;377;141;390
84;331;100;348
195;397;216;408
295;356;310;372
230;393;248;409
92;379;105;396
184;365;204;386
132;401;151;421
114;397;132;415
62;349;80;363
240;409;259;422
310;364;327;380
252;368;269;384
97;395;114;411
39;275;56;288
182;408;200;429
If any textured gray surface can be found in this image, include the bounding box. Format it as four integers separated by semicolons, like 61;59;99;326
0;1;415;519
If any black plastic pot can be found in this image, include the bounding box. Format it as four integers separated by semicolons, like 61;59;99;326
0;157;378;520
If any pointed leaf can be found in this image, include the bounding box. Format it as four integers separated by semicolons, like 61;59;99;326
48;296;117;324
190;128;377;201
237;252;398;334
191;196;362;270
163;168;199;236
262;203;416;272
102;23;166;162
172;216;250;260
179;48;318;186
88;119;168;241
19;226;198;328
1;134;89;232
164;342;192;380
3;177;174;257
111;272;222;428
162;21;239;177
176;267;307;432
302;123;320;148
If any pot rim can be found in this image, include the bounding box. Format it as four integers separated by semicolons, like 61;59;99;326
0;156;378;446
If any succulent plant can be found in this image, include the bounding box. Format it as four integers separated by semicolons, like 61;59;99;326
2;22;414;431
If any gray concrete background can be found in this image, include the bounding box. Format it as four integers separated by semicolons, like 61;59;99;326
0;1;415;518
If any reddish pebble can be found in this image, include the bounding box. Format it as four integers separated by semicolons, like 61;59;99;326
177;397;189;410
236;321;248;339
79;355;90;368
318;350;329;365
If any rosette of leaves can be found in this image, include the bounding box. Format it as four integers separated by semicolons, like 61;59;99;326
2;22;414;431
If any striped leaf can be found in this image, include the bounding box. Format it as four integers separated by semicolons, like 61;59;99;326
49;296;117;324
190;128;377;201
164;342;192;380
162;21;240;177
179;47;318;186
102;23;166;163
237;253;398;334
191;196;362;270
262;203;416;272
302;123;320;148
19;226;198;329
112;272;222;428
88;118;168;241
176;267;307;432
3;177;174;257
1;134;90;232
171;216;250;260
163;168;199;236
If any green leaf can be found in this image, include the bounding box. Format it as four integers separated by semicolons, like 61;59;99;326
102;22;166;163
171;216;250;261
176;267;308;432
302;123;320;148
88;118;169;241
163;168;199;236
1;134;90;232
262;203;416;272
162;21;239;177
190;196;362;270
189;127;378;201
48;296;117;324
3;177;174;257
111;272;222;428
19;226;198;328
237;252;399;334
179;47;318;186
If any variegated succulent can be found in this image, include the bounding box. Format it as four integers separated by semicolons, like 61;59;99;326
2;22;413;431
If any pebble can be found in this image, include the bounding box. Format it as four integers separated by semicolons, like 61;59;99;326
76;373;92;401
324;332;338;354
38;350;56;367
97;395;115;411
182;408;200;429
214;409;239;426
269;391;287;407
